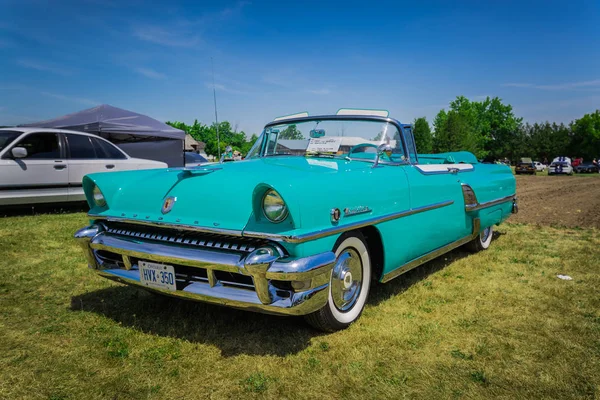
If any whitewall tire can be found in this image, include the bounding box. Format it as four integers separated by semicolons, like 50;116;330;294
305;232;371;332
467;226;493;252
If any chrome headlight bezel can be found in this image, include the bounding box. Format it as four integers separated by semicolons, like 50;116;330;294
262;189;288;223
92;185;107;207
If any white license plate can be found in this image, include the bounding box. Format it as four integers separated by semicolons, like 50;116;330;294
139;261;176;291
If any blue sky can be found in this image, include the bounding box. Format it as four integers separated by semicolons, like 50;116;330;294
1;0;599;135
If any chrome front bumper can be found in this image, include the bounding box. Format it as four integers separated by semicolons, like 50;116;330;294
74;224;335;316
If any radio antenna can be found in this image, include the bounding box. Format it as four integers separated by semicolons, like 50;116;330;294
211;57;220;159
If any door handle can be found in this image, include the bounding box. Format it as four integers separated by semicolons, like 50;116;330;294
105;164;115;169
54;165;67;170
447;167;459;174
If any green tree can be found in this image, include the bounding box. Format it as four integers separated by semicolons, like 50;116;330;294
412;117;433;153
166;120;258;157
279;124;303;140
570;110;600;159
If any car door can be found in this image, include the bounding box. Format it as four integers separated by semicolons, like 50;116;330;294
0;131;68;205
396;125;472;261
89;136;130;170
64;133;107;201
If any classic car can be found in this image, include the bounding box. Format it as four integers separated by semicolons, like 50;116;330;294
548;157;573;175
515;162;536;175
0;128;166;206
74;109;517;331
574;162;599;174
534;161;546;172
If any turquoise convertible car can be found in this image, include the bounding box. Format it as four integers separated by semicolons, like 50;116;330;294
75;109;517;331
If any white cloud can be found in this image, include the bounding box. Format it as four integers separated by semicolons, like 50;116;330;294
134;67;167;79
307;89;331;95
41;91;99;106
17;59;72;76
132;25;200;47
503;80;600;91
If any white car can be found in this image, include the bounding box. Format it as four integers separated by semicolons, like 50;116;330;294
548;157;573;176
534;161;546;172
0;128;167;206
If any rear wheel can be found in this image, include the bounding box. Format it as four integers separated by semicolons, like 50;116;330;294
305;232;371;332
466;226;493;252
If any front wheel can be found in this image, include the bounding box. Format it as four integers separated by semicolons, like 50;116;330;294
466;226;493;252
305;232;371;332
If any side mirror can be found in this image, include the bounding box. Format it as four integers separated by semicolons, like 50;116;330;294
11;147;27;159
373;144;393;167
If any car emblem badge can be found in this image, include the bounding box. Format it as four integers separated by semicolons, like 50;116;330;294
162;196;176;214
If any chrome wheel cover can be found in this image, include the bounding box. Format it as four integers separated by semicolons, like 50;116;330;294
481;227;491;243
330;248;363;312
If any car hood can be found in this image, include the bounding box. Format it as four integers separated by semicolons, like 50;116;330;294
85;157;376;233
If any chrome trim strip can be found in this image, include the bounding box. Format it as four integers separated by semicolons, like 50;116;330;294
466;194;516;212
415;166;475;175
88;215;245;237
381;218;481;283
89;199;455;244
243;200;455;243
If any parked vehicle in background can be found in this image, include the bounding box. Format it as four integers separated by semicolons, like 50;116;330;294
184;151;209;167
548;157;573;176
572;158;583;168
0;128;167;206
74;109;517;331
574;162;599;174
534;161;546;172
515;162;536;175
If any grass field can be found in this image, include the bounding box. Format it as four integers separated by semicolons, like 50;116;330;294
1;213;599;399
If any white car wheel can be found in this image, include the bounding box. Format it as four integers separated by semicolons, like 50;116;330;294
305;233;371;331
467;226;493;252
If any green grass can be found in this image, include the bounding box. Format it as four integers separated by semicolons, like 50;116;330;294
1;214;599;399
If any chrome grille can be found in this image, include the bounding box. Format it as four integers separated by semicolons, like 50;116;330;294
101;222;268;253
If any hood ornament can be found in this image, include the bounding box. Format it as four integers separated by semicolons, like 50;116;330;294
162;196;176;214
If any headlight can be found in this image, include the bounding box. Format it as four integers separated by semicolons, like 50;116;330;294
262;189;288;223
92;185;106;207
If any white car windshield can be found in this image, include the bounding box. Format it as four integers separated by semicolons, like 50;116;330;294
0;130;23;152
246;119;406;163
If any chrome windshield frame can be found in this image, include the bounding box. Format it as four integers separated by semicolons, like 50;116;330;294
257;115;412;164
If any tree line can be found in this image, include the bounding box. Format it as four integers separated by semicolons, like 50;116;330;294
166;119;258;157
414;96;600;163
168;98;600;162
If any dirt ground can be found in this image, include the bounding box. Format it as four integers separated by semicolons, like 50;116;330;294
510;175;600;228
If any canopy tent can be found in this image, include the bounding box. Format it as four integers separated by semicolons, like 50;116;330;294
20;104;185;167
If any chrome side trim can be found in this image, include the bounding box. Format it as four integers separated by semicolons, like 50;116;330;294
87;215;245;237
90;200;455;244
381;218;481;283
243;200;455;243
466;194;516;212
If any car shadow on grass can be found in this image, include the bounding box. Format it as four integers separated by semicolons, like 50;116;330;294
70;232;503;356
368;231;504;306
71;286;323;357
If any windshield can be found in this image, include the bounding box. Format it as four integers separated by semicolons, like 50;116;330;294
0;130;23;152
246;119;406;163
185;152;208;163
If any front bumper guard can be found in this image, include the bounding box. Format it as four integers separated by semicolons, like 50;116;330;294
74;224;335;316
